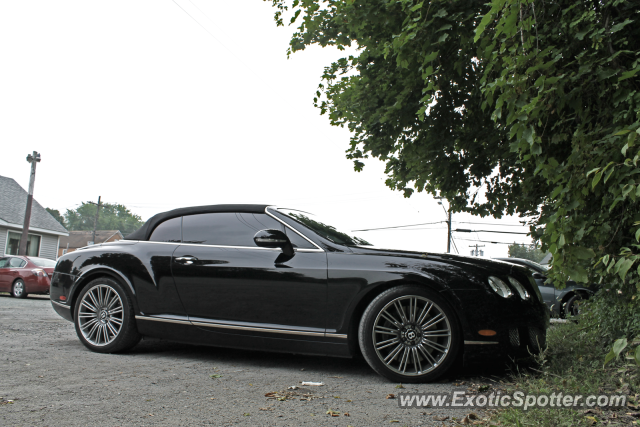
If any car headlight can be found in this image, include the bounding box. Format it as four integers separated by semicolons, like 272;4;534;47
508;276;530;300
488;276;513;298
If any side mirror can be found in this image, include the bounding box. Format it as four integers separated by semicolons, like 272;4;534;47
532;272;546;280
253;229;294;258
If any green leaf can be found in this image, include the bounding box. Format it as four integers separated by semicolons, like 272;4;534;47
437;33;449;43
636;346;640;367
558;234;566;248
586;167;600;177
618;259;634;280
433;9;448;18
604;348;616;366
572;246;596;259
409;2;424;12
613;338;628;358
636;228;640;242
619;69;639;82
592;171;602;188
569;265;588;283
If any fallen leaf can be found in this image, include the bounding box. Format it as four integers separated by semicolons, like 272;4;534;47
433;415;449;421
390;421;399;423
210;374;222;378
461;415;470;424
243;413;250;416
265;392;277;398
585;416;598;425
334;396;341;399
301;382;324;386
344;412;350;417
395;384;405;389
326;409;340;417
386;394;396;399
259;407;273;411
468;413;478;420
346;400;352;403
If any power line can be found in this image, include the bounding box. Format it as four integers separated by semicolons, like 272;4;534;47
170;0;251;70
352;221;445;232
453;221;528;227
454;229;529;235
454;237;530;245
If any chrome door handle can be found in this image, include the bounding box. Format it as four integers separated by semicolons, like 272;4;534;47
175;257;197;265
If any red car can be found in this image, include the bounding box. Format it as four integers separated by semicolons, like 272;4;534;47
0;256;56;298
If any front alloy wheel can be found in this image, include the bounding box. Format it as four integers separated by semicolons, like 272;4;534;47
74;278;141;353
359;285;460;383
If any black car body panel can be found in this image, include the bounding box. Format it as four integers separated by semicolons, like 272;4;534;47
50;205;549;367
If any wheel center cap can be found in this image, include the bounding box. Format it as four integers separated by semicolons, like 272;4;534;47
100;311;108;321
407;330;416;340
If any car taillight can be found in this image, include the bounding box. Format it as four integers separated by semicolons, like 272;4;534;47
31;269;46;277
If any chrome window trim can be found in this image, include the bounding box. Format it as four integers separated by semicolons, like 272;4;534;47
265;206;324;252
51;300;70;309
464;340;499;345
135;315;347;339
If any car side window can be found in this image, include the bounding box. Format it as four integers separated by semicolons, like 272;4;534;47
0;258;8;268
149;217;182;243
9;258;26;268
182;213;285;247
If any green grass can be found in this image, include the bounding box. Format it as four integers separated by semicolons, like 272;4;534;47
489;321;639;426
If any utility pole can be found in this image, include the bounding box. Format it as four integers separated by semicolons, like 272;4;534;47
436;196;453;254
88;196;102;245
18;151;41;255
447;210;452;254
469;243;486;257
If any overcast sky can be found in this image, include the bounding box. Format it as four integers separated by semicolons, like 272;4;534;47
0;0;536;257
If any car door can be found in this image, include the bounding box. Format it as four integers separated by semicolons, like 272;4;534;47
0;257;10;291
171;212;327;333
5;257;27;289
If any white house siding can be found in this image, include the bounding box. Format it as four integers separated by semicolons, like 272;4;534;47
39;234;59;260
0;226;6;255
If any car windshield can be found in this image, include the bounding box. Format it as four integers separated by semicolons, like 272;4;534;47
29;257;57;268
276;208;373;246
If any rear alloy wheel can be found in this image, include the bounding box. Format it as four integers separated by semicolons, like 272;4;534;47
12;279;28;299
359;285;460;383
74;277;141;353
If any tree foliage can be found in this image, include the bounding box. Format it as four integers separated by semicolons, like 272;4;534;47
45;208;66;228
268;0;640;310
508;242;546;263
64;202;143;235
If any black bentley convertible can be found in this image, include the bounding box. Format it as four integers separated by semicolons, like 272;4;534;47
50;205;549;382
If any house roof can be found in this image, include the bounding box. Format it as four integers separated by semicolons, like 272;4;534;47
0;175;68;234
60;230;124;249
125;204;269;241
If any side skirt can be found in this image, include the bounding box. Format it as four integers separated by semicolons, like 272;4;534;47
135;315;352;358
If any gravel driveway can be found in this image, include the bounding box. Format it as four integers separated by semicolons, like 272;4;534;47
0;294;495;426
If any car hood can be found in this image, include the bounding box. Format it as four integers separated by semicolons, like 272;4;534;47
349;245;521;276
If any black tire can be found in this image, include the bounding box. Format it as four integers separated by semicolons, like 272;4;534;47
563;294;583;318
73;277;141;353
358;285;461;383
12;279;28;299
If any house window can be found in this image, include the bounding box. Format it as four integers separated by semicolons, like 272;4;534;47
6;231;41;256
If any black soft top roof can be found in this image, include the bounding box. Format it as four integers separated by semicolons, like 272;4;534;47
125;204;270;241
